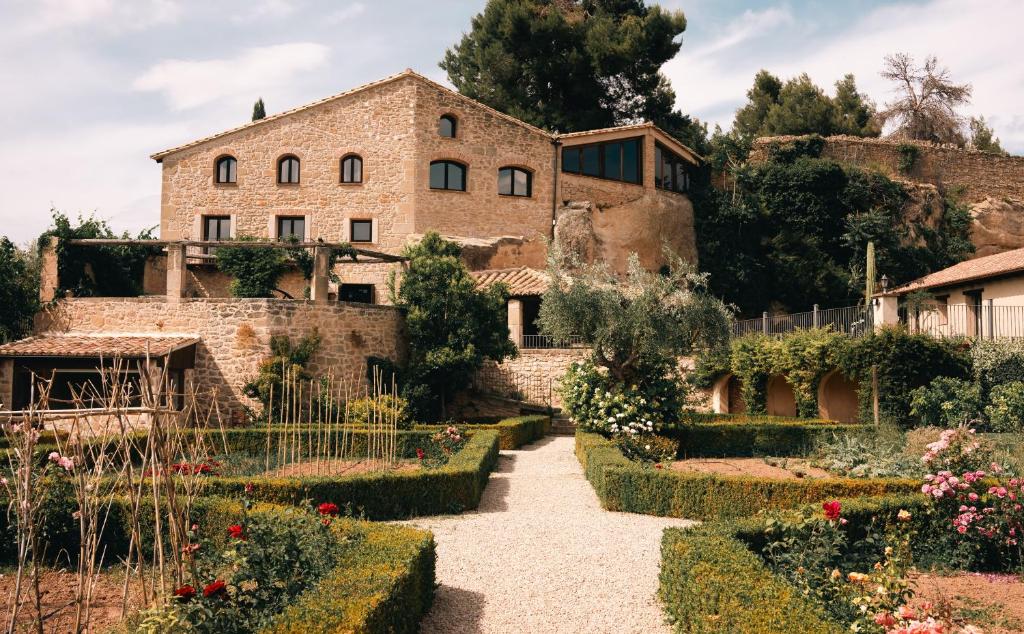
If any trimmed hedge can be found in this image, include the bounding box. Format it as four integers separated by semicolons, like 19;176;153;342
576;432;919;520
677;412;840;425
420;415;549;449
669;421;872;458
198;429;500;520
659;494;929;633
262;519;435;634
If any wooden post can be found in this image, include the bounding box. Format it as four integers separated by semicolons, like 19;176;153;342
872;365;879;425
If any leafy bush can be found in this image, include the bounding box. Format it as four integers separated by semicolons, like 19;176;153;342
896;143;919;173
618;434;679;464
242;333;321;423
215;237;289;298
0;237;38;343
347;394;412;429
972;339;1024;395
422;416;549;450
814;428;921;479
669;420;869;458
909;376;983;427
561;360;682;434
986;382;1024;432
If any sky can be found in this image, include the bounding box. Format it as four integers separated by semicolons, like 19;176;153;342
0;0;1021;244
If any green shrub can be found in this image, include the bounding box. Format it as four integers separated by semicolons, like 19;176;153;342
973;339;1024;394
986;382;1024;432
896;143;919;174
909;376;983;427
669;420;870;458
561;359;683;434
576;432;919;520
813;427;921;478
424;415;549;450
215;237;290;298
618;434;679;463
347;394;412;429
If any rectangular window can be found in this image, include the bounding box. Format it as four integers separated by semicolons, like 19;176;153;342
277;216;305;241
447;162;464;191
498;168;513;195
429;162;446;189
339;284;374;304
203;215;231;241
350;219;373;243
561;137;643;185
655;142;692;194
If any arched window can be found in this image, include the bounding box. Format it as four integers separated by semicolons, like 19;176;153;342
340;154;362;183
277;155;300;184
429;160;466;191
498;166;532;197
215;155;237;184
438;114;457;138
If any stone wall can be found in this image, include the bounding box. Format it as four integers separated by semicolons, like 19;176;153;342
749;135;1024;204
475;348;589;409
0;359;12;411
34;298;406;417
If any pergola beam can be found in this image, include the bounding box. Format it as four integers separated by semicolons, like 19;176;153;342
65;239;408;263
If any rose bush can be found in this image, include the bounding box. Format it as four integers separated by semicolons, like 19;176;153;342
560;360;682;435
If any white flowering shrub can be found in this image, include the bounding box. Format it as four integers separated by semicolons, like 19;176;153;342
560;361;682;434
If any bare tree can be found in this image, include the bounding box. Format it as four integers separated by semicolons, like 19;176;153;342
878;53;972;144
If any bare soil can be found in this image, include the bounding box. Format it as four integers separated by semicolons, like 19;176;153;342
0;567;141;633
669;457;831;480
264;458;420;478
910;571;1024;634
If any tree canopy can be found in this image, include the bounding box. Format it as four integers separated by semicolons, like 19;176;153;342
440;0;705;148
252;97;266;121
389;232;517;421
0;237;39;344
878;53;972;145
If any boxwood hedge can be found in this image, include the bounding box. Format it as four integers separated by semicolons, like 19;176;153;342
419;415;549;450
576;432;919;520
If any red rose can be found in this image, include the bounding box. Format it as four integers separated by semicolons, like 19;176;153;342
244;482;255;495
416;448;425;460
227;524;245;540
174;585;196;601
655;464;663;470
318;502;340;516
203;580;227;599
823;500;842;521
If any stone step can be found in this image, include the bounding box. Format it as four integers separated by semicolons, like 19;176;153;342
549;418;577;436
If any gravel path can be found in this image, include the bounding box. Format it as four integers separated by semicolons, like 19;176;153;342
406;435;696;633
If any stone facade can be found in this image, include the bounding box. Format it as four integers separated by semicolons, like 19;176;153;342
29;298;406;416
475;348;589;409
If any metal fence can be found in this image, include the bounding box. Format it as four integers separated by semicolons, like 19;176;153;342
732;304;873;338
471;365;553;408
519;334;586;349
900;304;1024;340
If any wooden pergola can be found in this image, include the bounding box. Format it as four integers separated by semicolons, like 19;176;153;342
63;238;408;303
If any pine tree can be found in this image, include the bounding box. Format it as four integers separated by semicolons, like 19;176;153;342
252;98;266;121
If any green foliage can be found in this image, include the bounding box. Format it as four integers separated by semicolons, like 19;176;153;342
261;520;435;634
440;0;694;141
559;359;684;434
215;237;289;298
814;427;922;479
972;339;1024;395
669;420;869;459
347;394;412;430
985;382;1024;433
390;232;517;421
694;149;973;315
618;433;679;464
252;97;266;121
424;415;549;450
0;237;39;343
909;376;983;427
896;143;919;173
733;71;879;141
539;248;729;418
38;210;159;298
575;432;919;520
838;327;972;427
968;116;1007;155
242;333;321;423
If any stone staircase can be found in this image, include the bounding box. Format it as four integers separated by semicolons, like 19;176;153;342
549;414;576;436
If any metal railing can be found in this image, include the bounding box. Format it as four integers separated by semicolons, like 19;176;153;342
900;304;1024;340
471;365;552;408
732;304;873;338
519;334;586;349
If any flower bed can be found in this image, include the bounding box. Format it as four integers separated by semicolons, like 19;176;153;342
576;432;919;519
418;414;550;450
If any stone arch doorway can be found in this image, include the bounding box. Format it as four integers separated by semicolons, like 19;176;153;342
766;375;797;417
817;370;860;422
711;373;746;414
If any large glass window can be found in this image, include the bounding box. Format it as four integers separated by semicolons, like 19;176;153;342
339;284;374;304
655;143;691;194
340;155;362;183
498;167;532;197
277;216;305;241
438;115;457;138
562;137;642;184
429;160;467;191
350;219;373;243
215;156;237;184
277;155;300;184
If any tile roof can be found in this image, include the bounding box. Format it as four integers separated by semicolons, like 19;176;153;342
887;247;1024;295
0;334;200;358
150;69;552;161
472;268;550;297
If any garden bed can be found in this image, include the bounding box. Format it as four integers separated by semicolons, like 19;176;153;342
670;457;830;480
0;567;143;633
419;414;549;450
908;572;1024;634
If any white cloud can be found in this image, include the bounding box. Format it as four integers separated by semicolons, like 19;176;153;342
664;0;1024;152
24;0;181;34
231;0;298;23
687;7;793;59
326;2;366;24
133;42;331;110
